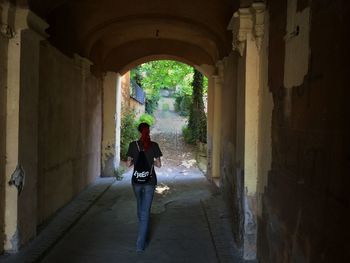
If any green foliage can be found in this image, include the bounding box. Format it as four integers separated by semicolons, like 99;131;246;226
175;95;192;116
145;91;160;115
183;69;207;144
120;107;139;160
162;103;169;111
130;66;143;87
137;113;155;127
138;60;194;92
130;60;208;119
182;125;193;144
114;166;126;181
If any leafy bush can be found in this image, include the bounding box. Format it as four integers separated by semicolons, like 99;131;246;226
145;91;160;115
120;108;139;160
137;113;155;127
183;69;207;144
175;95;192;116
174;96;182;112
182;125;195;144
162;103;169;111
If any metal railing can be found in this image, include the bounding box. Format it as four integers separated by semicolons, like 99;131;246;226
130;79;146;105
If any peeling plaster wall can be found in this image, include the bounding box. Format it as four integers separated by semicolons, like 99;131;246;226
220;52;246;248
257;11;273;213
0;30;9;255
37;43;102;225
258;0;350;262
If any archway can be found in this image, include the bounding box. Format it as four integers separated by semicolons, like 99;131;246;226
0;1;265;261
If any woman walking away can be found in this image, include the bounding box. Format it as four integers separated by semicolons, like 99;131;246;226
127;122;162;252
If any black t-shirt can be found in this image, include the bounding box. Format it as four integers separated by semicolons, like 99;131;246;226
127;140;162;185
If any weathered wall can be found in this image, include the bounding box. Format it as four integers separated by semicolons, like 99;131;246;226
121;72;144;118
121;72;129;106
101;72;117;177
258;0;350;262
37;43;102;225
0;23;9;255
257;10;273;211
220;52;245;248
17;27;43;247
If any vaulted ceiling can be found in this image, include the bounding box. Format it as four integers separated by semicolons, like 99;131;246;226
26;0;241;73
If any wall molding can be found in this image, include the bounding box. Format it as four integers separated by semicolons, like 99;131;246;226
227;3;266;56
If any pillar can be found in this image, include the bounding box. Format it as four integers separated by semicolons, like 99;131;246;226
3;5;48;251
101;72;118;176
206;75;215;179
228;2;266;260
211;63;224;182
115;74;122;169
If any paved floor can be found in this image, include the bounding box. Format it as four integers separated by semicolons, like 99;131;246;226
41;170;221;263
1;172;243;263
1;97;249;263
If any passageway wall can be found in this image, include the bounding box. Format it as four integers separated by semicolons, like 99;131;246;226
121;72;145;118
220;52;246;247
258;0;350;262
0;26;9;254
37;42;102;225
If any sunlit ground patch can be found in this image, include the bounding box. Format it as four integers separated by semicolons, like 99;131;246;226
181;159;197;168
155;183;170;195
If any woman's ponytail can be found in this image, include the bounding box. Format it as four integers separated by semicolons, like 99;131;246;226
138;122;151;151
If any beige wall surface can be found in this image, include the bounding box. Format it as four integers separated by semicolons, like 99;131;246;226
101;72;117;177
121;72;145;118
0;34;8;254
121;72;130;106
37;43;102;225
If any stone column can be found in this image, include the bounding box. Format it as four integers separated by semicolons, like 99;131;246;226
228;3;266;260
206;75;215;179
3;6;48;251
101;72;118;176
211;63;224;182
115;73;122;169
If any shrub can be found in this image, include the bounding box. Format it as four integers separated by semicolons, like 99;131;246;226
184;69;207;144
137;113;155;127
182;125;195;144
120;108;139;160
162;103;169;111
175;94;192;116
174;95;182;112
145;91;160;115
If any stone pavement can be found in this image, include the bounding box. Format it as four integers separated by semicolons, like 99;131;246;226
0;97;251;263
0;170;246;263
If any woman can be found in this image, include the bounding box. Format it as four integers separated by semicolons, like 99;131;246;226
126;122;162;252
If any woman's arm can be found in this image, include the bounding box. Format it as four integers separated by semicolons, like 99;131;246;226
154;157;161;168
127;157;133;167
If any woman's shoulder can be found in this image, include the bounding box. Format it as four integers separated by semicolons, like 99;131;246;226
150;141;159;146
129;140;139;147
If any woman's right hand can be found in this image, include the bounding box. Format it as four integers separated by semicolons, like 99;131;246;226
127;157;133;167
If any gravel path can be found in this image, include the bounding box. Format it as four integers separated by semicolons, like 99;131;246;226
151;97;197;169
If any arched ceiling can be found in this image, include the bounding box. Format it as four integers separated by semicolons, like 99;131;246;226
26;0;239;73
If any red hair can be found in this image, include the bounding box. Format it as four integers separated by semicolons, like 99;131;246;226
138;123;151;151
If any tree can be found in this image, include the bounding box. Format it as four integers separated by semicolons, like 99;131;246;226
130;60;208;117
185;69;207;144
